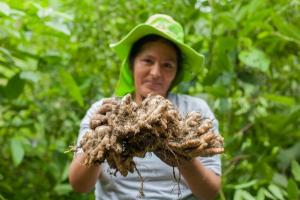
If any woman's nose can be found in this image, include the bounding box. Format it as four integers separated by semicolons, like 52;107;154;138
150;63;161;78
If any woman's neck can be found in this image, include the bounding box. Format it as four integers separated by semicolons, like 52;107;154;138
134;92;169;105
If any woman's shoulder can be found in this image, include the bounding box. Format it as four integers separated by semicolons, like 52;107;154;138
168;93;216;119
168;93;210;108
91;96;121;105
86;96;121;112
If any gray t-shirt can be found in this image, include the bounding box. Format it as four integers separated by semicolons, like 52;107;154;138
77;93;221;200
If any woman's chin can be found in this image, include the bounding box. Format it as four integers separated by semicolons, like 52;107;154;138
143;90;165;97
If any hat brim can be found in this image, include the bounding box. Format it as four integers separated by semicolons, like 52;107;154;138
110;24;205;96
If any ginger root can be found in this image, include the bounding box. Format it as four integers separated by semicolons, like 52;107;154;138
75;94;224;176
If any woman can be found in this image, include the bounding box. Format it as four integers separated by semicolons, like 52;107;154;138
69;14;221;200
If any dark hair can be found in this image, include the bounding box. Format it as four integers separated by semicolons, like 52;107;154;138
129;34;182;76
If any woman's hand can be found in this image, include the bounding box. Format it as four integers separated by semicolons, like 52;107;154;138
69;153;102;193
155;150;221;199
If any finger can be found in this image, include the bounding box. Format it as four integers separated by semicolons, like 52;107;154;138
102;98;119;105
98;104;117;114
196;120;213;135
90;114;108;129
190;147;224;157
168;138;202;150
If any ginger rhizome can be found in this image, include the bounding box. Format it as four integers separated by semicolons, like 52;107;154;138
76;94;224;177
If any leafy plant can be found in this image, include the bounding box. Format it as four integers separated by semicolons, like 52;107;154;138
0;0;299;199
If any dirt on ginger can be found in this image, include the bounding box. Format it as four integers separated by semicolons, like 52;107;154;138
74;94;224;178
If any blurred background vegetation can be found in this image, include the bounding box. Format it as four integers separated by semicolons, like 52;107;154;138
0;0;299;199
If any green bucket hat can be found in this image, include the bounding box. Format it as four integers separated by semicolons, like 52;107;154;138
110;14;205;96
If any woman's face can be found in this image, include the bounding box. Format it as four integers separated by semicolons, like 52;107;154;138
133;40;178;103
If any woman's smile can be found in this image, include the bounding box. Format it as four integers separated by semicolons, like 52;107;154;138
144;80;163;90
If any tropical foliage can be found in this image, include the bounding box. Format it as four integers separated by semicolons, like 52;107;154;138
0;0;299;199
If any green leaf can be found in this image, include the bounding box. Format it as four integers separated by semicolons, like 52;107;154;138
204;85;228;97
59;69;84;106
10;138;25;167
37;7;54;18
277;142;300;171
0;47;13;62
53;11;74;21
287;179;299;199
0;193;6;200
263;93;295;106
20;71;40;83
0;65;16;79
10;8;25;17
272;14;300;43
45;21;71;35
233;180;258;190
4;73;25;99
239;48;270;72
61;162;70;181
241;190;256;200
262;188;276;200
234;189;256;200
214;12;237;35
291;160;300;182
256;188;265;200
233;189;243;200
53;183;72;195
0;2;10;16
247;0;265;14
272;173;288;188
268;184;284;200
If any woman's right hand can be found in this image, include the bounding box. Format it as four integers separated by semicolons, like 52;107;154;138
69;153;102;193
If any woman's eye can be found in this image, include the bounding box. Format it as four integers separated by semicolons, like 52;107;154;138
164;63;174;69
142;59;152;64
